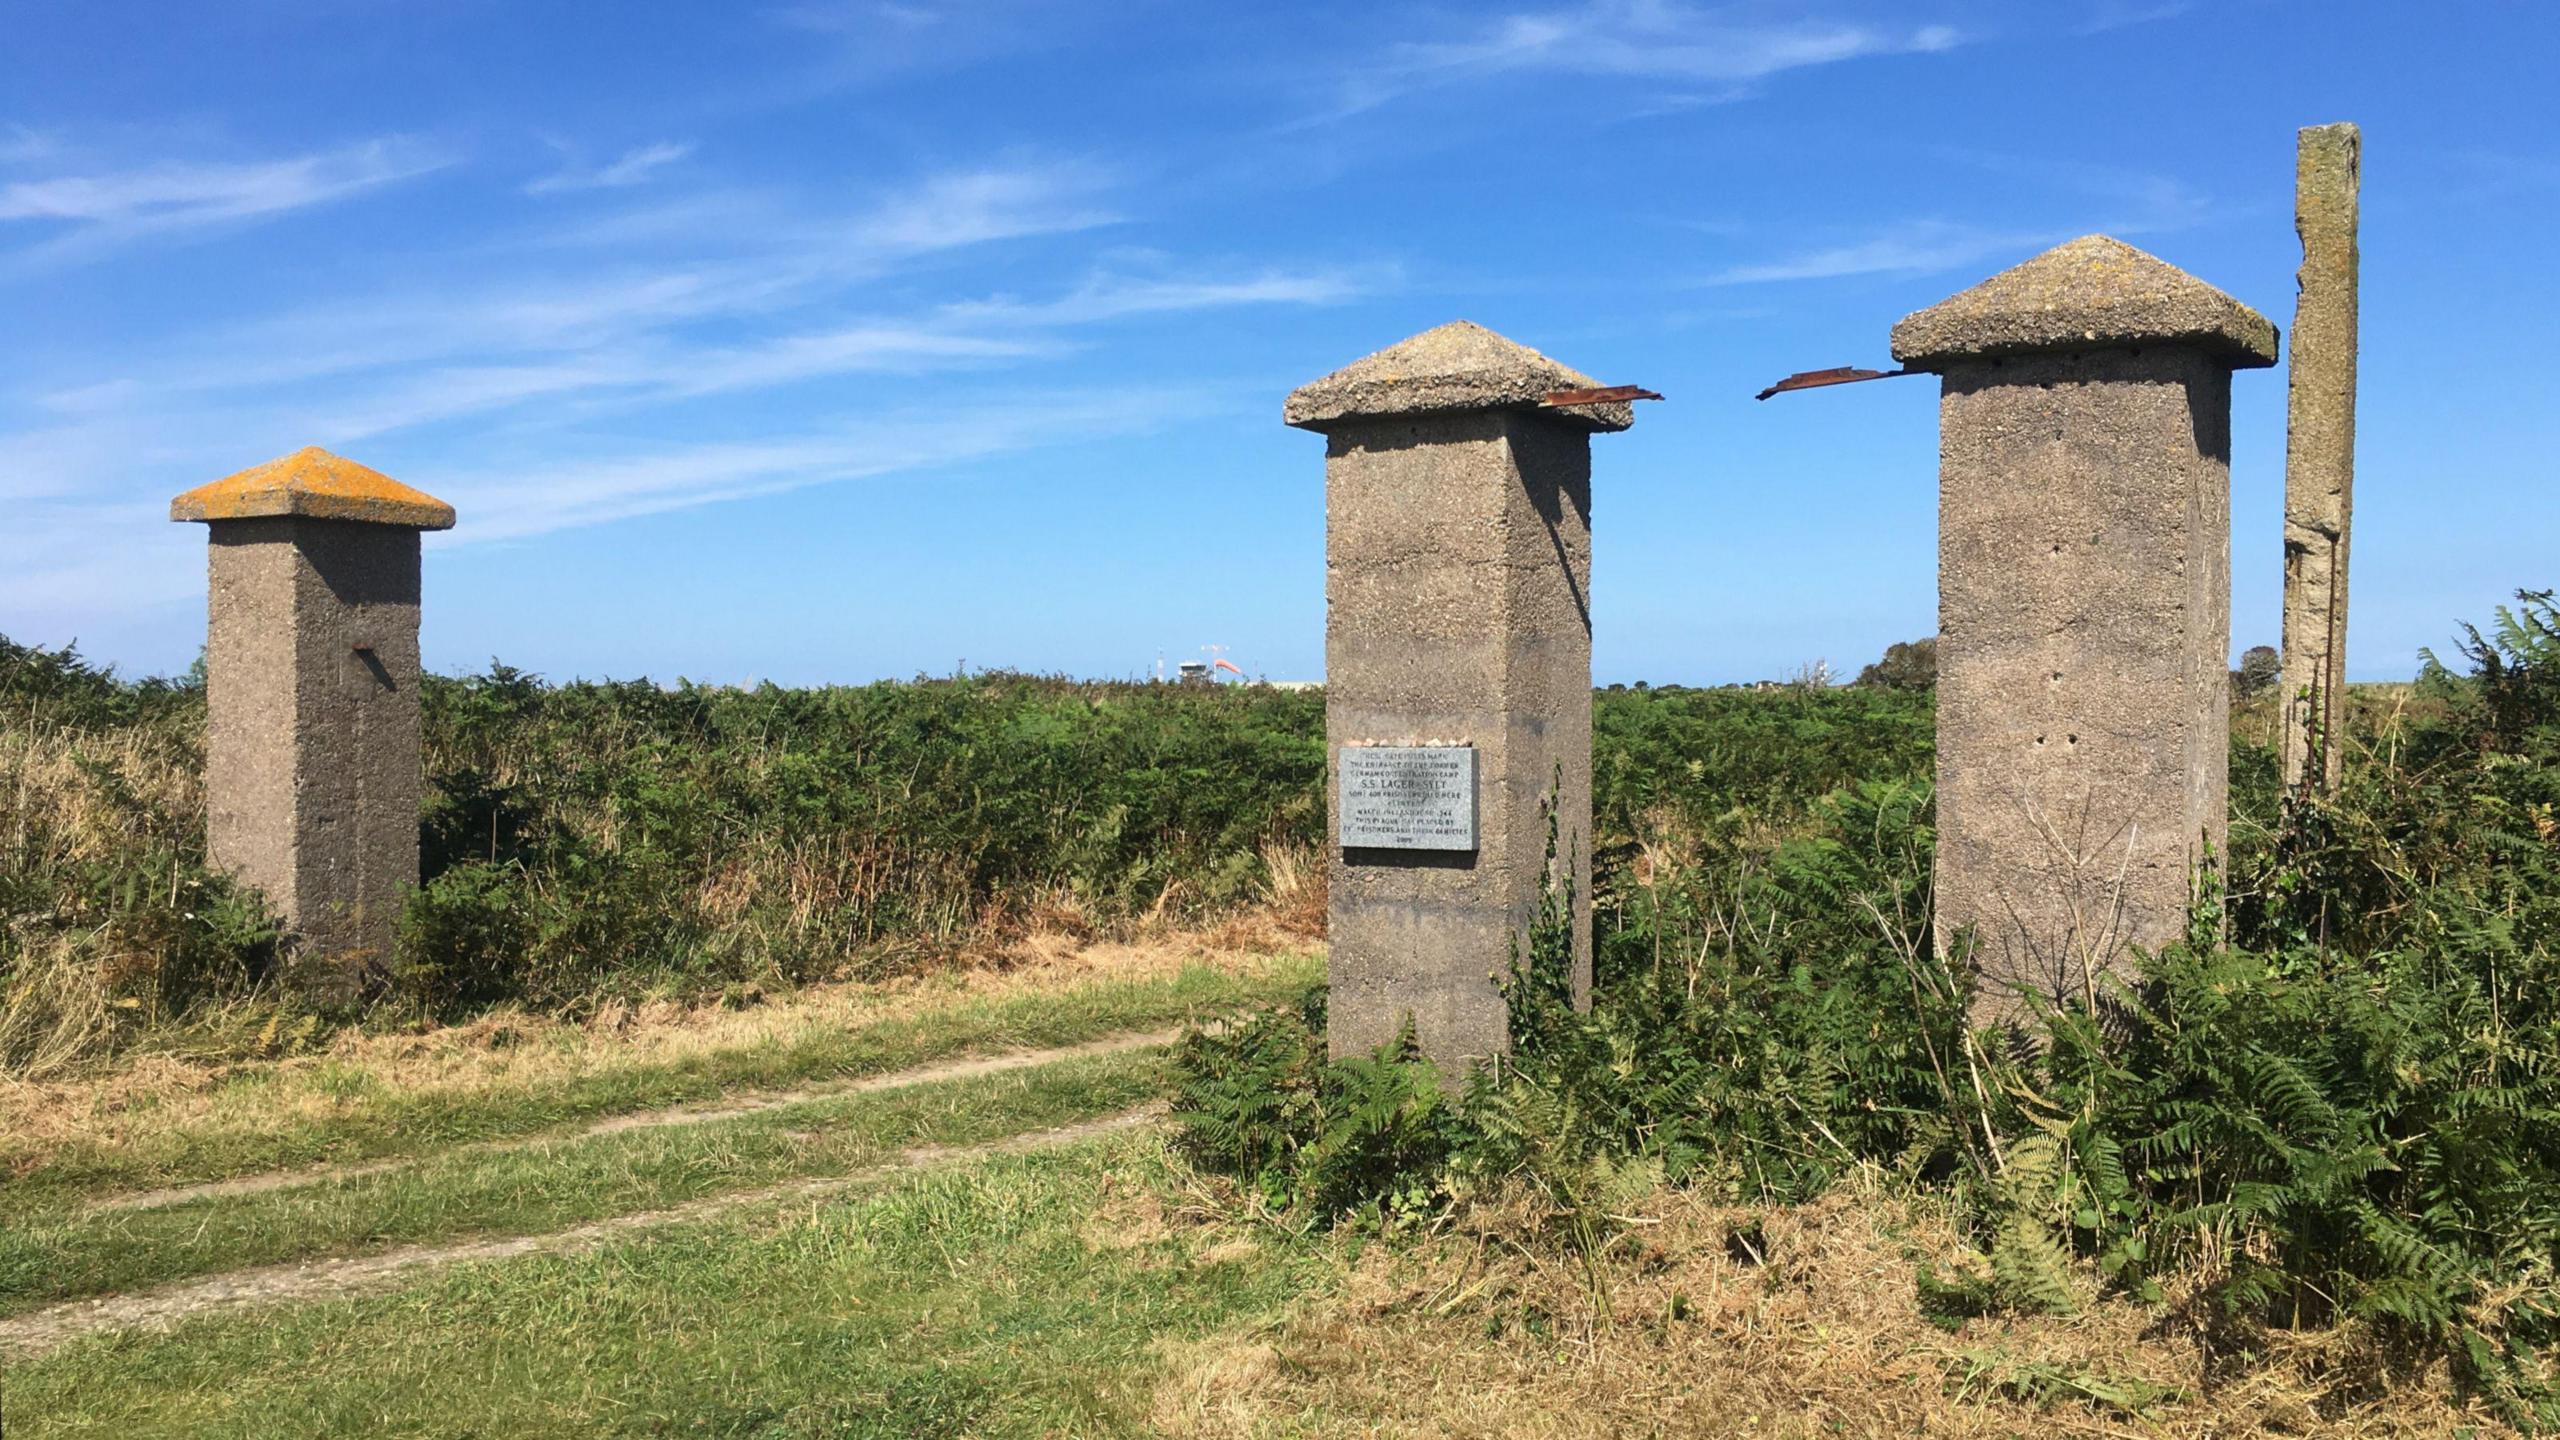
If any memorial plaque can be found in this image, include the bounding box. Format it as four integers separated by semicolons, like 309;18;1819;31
1338;745;1477;851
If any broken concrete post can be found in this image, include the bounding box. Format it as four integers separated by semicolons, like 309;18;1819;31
171;447;456;1003
2280;122;2361;793
1892;237;2277;1012
1286;321;1635;1068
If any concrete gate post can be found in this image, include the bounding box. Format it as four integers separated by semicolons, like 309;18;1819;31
171;447;457;1002
1891;237;2277;1012
1286;321;1637;1068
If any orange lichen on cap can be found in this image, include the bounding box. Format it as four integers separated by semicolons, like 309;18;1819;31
170;447;456;530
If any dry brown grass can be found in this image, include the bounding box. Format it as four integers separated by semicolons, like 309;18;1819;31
1152;1174;2514;1440
1;723;201;875
1;721;224;1080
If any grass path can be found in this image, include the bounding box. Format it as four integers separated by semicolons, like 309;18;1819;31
6;944;1317;1206
0;943;1333;1435
1;942;1319;1323
1;1039;1186;1316
3;1133;1330;1439
0;1104;1166;1363
92;1026;1185;1214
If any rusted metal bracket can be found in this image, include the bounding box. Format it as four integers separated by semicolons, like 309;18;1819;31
1754;366;1913;402
1542;384;1663;407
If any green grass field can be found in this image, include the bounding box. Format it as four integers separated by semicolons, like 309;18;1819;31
6;1134;1335;1439
3;944;1334;1437
6;616;2550;1437
1;1048;1173;1317
8;954;1312;1206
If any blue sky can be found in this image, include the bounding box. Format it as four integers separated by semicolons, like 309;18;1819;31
3;2;2553;686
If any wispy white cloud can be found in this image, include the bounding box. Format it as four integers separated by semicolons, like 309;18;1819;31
1931;148;2213;231
848;166;1120;254
1701;148;2214;286
34;377;143;415
767;1;950;34
0;126;60;165
2076;1;2193;35
0;141;441;224
0;381;1228;638
532;162;1119;257
749;0;1069;96
427;388;1198;543
281;327;1051;443
942;268;1369;326
0;130;1371;637
0;249;1359;568
0;389;1209;628
1314;1;1962;123
2433;149;2560;205
524;141;695;196
655;326;1045;400
191;264;1344;442
1704;220;2049;285
0;138;447;271
28;163;1127;408
0;503;207;626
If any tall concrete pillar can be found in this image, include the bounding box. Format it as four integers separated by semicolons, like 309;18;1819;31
2281;122;2361;794
1286;321;1636;1068
171;447;456;1002
1891;237;2277;1011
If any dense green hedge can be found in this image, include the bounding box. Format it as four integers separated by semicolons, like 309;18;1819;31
405;668;1331;1010
1175;591;2560;1424
1;641;1932;1050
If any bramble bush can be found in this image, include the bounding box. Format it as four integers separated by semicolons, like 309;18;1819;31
3;642;1932;1063
0;639;277;1075
1;655;1337;1059
1174;590;2560;1424
399;667;1333;1013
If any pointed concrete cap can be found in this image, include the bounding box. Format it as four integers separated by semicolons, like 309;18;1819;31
1285;319;1634;433
1891;235;2278;371
170;447;456;531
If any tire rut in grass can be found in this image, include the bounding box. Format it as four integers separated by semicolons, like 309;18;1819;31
2;1104;1168;1362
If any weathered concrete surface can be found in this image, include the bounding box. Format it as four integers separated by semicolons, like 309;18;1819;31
1286;319;1634;433
1290;321;1623;1068
1895;241;2274;1014
1893;235;2277;368
179;450;451;1004
172;446;458;530
2280;123;2360;793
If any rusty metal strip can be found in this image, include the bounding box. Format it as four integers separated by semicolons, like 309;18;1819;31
1541;385;1663;407
1753;366;1912;402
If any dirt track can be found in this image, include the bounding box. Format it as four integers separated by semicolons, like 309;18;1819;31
94;1027;1184;1213
3;1103;1166;1361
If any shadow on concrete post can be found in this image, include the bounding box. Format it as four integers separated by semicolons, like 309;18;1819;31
1285;320;1638;1070
1890;236;2277;1019
170;447;457;1006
